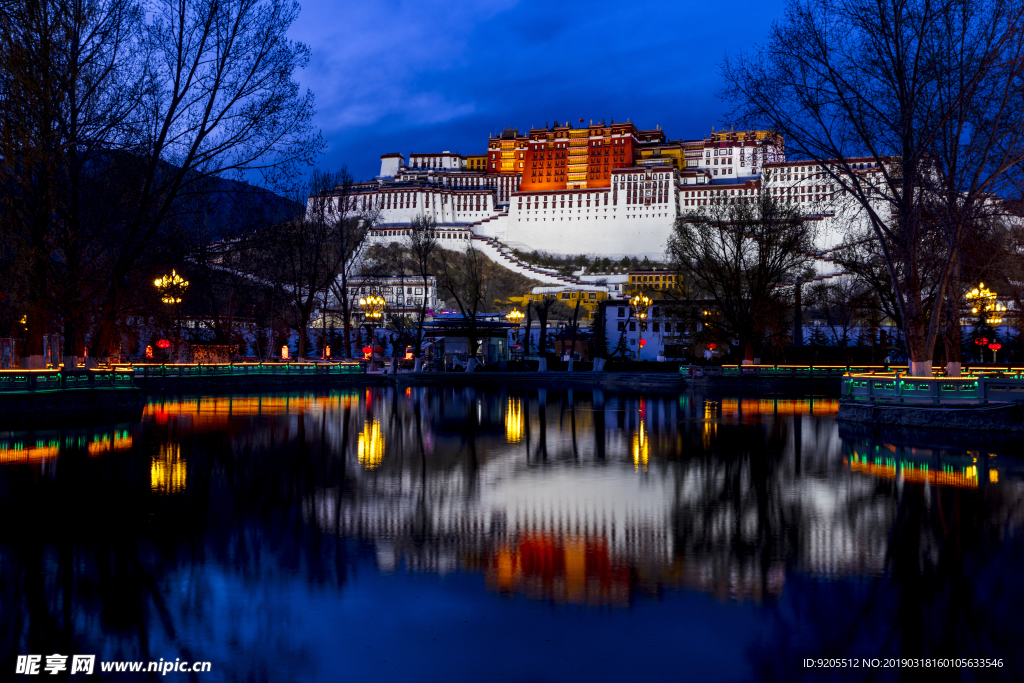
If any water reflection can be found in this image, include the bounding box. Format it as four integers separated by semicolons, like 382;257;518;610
0;388;1021;680
151;443;186;493
358;418;384;469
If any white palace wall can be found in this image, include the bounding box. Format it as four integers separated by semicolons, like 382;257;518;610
320;156;887;272
504;187;677;259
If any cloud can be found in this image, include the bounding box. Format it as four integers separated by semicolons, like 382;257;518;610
289;0;787;179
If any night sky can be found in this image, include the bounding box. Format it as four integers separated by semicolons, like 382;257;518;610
288;0;788;182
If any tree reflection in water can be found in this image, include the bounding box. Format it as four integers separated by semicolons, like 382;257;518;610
0;389;1020;680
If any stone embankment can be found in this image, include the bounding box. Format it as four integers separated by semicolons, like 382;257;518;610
837;401;1024;432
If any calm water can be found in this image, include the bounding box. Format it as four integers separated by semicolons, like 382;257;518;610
1;387;1023;682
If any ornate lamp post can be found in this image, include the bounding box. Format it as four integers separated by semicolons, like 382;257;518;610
630;293;651;360
154;269;189;362
359;292;386;367
967;282;1007;325
968;283;1008;365
505;308;524;355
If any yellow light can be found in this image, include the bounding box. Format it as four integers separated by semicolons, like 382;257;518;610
965;282;1006;327
505;397;523;443
358;418;384;469
632;421;649;471
154;269;189;304
360;292;386;320
505;308;525;326
630;293;651;321
151;443;186;494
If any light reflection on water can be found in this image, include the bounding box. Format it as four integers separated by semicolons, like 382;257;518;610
0;387;1022;681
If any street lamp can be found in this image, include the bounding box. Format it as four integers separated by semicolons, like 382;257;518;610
967;282;1007;324
154;269;189;362
505;308;524;353
630;293;651;360
359;292;386;367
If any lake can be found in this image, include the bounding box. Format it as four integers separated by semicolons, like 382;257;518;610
1;387;1021;681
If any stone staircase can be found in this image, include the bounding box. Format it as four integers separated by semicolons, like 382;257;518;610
422;208;595;288
468;234;591;286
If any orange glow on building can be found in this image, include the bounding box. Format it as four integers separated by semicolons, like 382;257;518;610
515;121;649;192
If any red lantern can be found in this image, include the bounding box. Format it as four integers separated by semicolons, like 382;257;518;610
974;337;989;346
639;339;646;348
707;343;717;350
989;343;1002;351
156;339;171;349
362;346;373;354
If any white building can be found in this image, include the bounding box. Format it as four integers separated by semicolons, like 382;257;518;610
309;127;890;295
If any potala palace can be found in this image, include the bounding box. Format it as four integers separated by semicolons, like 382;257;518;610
318;120;883;287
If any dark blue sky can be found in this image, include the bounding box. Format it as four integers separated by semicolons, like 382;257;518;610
288;0;788;182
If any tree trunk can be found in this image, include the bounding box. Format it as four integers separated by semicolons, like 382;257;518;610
524;302;532;356
297;308;310;358
568;298;581;370
905;301;932;376
340;292;352;358
944;270;963;377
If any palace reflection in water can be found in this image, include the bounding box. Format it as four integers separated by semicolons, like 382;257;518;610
1;387;1022;681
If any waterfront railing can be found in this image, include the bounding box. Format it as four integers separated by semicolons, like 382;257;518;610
0;368;136;393
842;372;1024;405
681;364;884;378
121;361;365;379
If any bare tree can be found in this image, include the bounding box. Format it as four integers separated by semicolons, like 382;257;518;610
0;0;147;364
534;296;555;358
668;189;813;363
0;0;321;363
83;0;322;358
278;169;376;358
722;0;1024;374
436;243;488;363
326;191;375;359
408;216;437;371
806;278;868;347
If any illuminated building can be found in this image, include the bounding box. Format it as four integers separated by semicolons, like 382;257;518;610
309;120;891;293
312;122;785;262
316;276;440;330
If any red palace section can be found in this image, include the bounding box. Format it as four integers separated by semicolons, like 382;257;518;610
487;121;665;192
